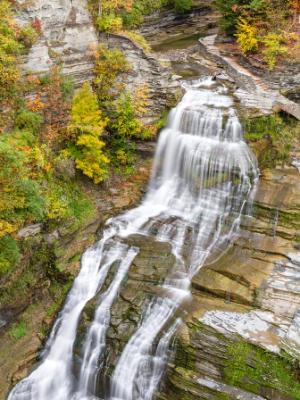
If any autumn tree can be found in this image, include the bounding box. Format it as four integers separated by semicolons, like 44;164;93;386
67;82;109;183
42;67;72;146
0;1;22;108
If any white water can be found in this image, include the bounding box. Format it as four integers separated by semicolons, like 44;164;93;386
8;78;258;400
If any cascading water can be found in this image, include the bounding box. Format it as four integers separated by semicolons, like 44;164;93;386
8;77;258;400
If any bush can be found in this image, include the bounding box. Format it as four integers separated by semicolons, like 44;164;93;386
0;140;45;233
174;0;193;13
67;82;109;184
0;1;22;103
214;0;245;34
236;18;258;53
261;32;288;70
0;235;20;277
15;110;43;134
94;45;130;104
18;24;39;49
44;176;95;227
109;136;136;173
112;93;142;138
121;6;144;28
97;13;123;32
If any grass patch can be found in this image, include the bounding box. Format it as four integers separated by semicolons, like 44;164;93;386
9;320;27;340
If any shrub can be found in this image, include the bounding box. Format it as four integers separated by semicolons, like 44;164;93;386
109;136;136;173
97;13;123;32
44;176;95;227
0;140;45;232
15;109;43;134
0;235;20;277
42;67;71;145
214;0;245;34
18;24;39;49
236;18;258;53
68;82;109;184
261;32;288;69
112;93;142;138
174;0;193;13
0;1;22;103
94;45;130;104
9;320;27;340
121;6;144;28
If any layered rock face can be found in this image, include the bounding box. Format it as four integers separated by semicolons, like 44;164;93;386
16;0;181;120
158;165;300;400
16;0;98;84
99;33;183;124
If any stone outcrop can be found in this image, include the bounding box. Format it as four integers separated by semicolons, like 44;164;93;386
198;35;300;120
159;164;300;400
98;33;183;124
16;0;98;84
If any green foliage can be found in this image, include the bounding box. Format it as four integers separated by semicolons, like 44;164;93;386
215;0;245;34
0;236;20;277
224;340;300;397
67;82;109;184
18;24;39;49
94;45;130;105
97;13;123;32
112;92;143;138
44;172;95;229
0;139;45;232
244;113;300;167
109;136;136;174
60;76;74;101
9;320;27;340
15;110;43;134
174;0;193;13
121;6;144;28
261;32;288;70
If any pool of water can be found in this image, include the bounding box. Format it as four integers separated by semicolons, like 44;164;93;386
151;32;202;52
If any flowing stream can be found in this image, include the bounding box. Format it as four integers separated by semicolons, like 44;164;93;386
8;77;258;400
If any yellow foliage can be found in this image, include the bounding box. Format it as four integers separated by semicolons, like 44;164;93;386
68;82;110;184
236;18;258;54
134;84;150;118
70;82;108;136
261;32;288;70
122;31;151;53
97;14;123;32
102;0;133;12
46;191;69;220
0;220;16;238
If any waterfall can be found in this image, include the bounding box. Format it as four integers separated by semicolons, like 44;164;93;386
8;77;258;400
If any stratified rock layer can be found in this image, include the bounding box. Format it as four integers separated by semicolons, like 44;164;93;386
16;0;98;84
